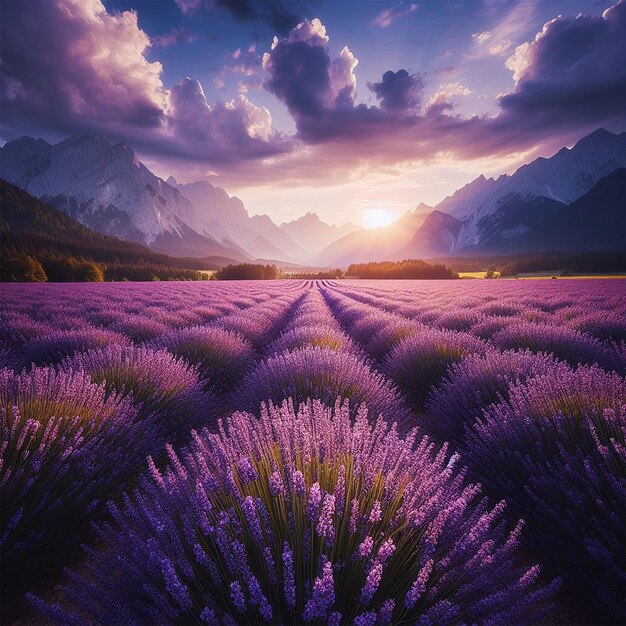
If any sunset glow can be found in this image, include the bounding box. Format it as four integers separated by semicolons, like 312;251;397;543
1;0;623;223
362;208;394;230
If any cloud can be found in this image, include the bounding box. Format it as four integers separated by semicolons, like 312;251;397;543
368;70;423;112
263;18;358;122
0;0;166;132
175;0;203;13
500;0;625;128
215;0;307;35
169;77;274;144
488;39;512;55
370;3;418;28
0;0;291;169
426;82;473;110
472;29;511;56
153;26;199;48
472;31;491;44
225;45;262;76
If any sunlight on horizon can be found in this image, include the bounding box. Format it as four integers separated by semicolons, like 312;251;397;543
362;207;394;229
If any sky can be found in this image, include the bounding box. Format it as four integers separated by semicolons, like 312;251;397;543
1;0;624;226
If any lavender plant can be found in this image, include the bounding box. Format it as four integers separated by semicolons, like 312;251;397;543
150;325;256;390
59;345;214;446
465;366;626;623
36;400;558;625
382;328;486;409
266;325;365;358
492;321;619;372
20;327;131;368
232;347;411;427
0;367;143;613
424;349;561;444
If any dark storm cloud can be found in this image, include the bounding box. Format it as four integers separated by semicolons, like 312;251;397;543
216;0;307;35
368;70;423;112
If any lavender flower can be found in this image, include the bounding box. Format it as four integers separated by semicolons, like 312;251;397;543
36;400;558;625
317;493;336;545
269;470;285;497
466;365;626;623
230;581;246;612
233;346;411;427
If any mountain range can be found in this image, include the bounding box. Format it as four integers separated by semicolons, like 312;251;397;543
0;134;358;264
1;128;624;266
315;128;625;266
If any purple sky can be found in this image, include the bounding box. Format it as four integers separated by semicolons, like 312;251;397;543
1;0;624;225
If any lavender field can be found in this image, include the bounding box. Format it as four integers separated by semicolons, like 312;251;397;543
2;279;625;625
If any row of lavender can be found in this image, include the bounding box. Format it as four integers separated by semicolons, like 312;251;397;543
1;279;624;624
321;279;625;624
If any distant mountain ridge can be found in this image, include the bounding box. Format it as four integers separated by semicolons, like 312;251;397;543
315;128;625;265
436;128;626;251
166;177;307;262
2;128;623;267
0;135;354;263
280;212;361;256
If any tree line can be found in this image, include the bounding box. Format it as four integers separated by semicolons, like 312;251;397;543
346;259;458;279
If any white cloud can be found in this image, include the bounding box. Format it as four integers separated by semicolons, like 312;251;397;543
370;3;418;28
472;31;492;44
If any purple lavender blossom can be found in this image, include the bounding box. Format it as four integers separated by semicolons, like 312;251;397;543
230;581;246;612
307;482;322;522
35;400;558;625
232;346;411;427
466;365;626;623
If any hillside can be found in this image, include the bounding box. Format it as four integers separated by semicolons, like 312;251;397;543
0;180;237;280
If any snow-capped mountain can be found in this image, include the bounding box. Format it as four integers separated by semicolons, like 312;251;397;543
0;134;246;260
167;176;307;262
437;128;626;251
312;128;624;265
280;212;362;256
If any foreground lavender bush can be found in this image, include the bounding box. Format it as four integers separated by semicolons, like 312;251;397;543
150;325;255;390
0;367;143;612
37;400;557;625
60;345;213;446
465;366;626;623
424;349;560;444
383;329;486;408
233;347;411;427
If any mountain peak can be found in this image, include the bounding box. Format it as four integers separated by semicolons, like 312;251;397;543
59;132;112;151
166;175;178;186
415;202;434;212
573;127;619;151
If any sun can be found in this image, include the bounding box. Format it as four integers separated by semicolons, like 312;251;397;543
362;207;394;229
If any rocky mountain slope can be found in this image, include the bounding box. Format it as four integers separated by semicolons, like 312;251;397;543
437;128;625;251
316;129;625;265
0;134;248;260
